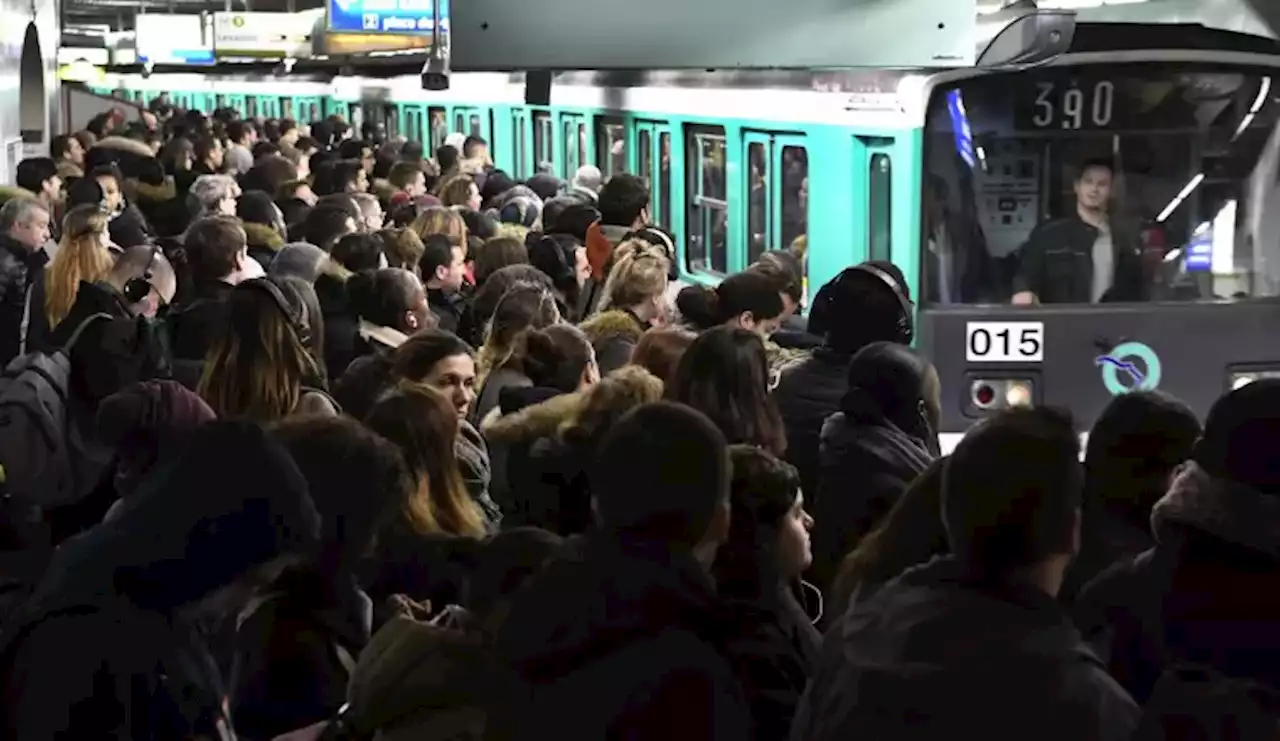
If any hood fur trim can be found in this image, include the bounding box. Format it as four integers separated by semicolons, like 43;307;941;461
243;221;285;251
480;391;583;445
0;185;37;205
93;136;155;158
133;177;177;202
580;310;644;346
1152;461;1280;559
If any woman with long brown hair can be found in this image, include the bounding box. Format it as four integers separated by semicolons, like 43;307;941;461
43;204;116;330
197;278;336;422
363;382;490;606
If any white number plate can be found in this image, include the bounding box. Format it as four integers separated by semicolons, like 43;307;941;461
965;321;1044;362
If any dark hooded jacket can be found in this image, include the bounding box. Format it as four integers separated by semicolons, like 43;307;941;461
580;309;646;376
811;406;934;591
1075;462;1280;703
792;557;1139;741
0;421;321;740
774;348;850;506
244;222;286;273
490;535;752;741
480;386;578;524
230;569;373;741
166;278;235;389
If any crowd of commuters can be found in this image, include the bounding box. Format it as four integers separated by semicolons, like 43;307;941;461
0;100;1273;740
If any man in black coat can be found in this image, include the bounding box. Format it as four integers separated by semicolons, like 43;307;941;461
491;402;752;741
0;197;51;367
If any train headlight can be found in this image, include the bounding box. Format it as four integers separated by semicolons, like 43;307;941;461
970;378;1036;412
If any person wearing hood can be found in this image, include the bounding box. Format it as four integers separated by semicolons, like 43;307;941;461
1076;380;1280;703
774;260;914;514
793;407;1139;741
269;242;330;284
528;231;591;323
87;137;180;240
480;324;599;520
714;446;819;741
811;341;939;592
239;189;288;269
97;380;216;516
232;415;411;740
1059;390;1200;604
0;421;322;740
491;402;752;741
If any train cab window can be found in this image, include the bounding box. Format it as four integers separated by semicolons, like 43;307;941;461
869;153;892;263
534;111;553;172
429;107;447;149
748;142;768;263
597;119;626;177
782;146;809;256
686;126;728;275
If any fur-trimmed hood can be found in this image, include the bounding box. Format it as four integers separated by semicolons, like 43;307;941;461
92;136;155;158
580;309;645;347
1152;461;1280;559
243;221;286;252
131;177;177;203
480;390;584;446
0;185;36;206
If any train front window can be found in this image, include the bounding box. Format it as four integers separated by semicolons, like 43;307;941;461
923;65;1280;306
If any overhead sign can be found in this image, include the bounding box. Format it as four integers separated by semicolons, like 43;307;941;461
57;47;110;66
319;32;431;55
136;14;215;66
327;0;449;35
214;11;318;58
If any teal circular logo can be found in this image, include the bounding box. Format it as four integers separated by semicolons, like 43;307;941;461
1096;341;1162;395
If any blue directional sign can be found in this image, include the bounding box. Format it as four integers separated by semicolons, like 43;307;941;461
327;0;450;34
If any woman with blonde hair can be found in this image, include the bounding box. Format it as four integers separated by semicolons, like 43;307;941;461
43;204;116;330
436;175;481;210
410;205;467;248
580;238;670;374
198;277;336;423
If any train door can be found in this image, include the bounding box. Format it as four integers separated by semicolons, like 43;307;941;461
634;120;672;227
532;110;553;173
559;112;587;180
510;108;532;177
401;104;425;146
742;130;809;265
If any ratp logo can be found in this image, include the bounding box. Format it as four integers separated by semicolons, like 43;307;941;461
1095;341;1162;395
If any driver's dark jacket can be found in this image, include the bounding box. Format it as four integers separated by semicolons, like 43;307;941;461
1013;216;1145;304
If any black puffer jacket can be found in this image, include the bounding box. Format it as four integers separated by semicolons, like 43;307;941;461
1075;462;1280;703
0;422;321;740
0;234;47;368
793;557;1139;741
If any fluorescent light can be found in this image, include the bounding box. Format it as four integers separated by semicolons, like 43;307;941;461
1157;172;1206;222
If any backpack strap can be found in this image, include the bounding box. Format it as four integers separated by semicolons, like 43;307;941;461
61;313;115;354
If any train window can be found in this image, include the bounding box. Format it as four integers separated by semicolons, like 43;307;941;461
869;153;892;262
686;126;728;275
282;99;294;119
308;102;319;123
578;123;589;173
596;119;626;177
747;141;769;263
429;108;447;149
781;146;808;256
215;94;226;109
454;112;465;133
533;112;553;173
469;114;482;138
246;97;258;117
659;132;672;230
638;129;652;187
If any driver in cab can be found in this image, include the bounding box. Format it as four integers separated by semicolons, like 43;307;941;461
1011;158;1145;305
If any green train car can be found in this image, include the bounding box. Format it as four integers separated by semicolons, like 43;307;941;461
98;20;1280;451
